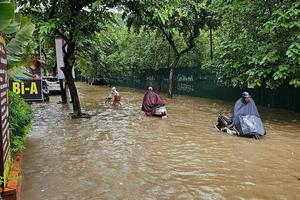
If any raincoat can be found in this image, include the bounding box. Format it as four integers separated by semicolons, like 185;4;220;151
232;98;265;136
142;90;165;114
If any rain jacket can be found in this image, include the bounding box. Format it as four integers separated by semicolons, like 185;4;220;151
142;90;165;114
232;98;265;136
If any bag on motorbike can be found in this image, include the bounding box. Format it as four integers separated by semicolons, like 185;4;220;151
239;115;265;136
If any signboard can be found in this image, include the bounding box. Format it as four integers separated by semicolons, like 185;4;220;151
55;37;65;79
9;79;43;101
55;37;75;79
0;33;11;185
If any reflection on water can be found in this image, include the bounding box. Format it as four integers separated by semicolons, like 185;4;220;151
21;82;300;200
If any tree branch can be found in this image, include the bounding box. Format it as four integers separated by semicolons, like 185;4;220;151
74;0;98;11
157;24;179;57
48;0;58;19
179;18;201;56
181;17;193;35
55;29;70;43
62;41;68;56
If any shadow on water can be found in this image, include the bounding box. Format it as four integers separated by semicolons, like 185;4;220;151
21;82;300;200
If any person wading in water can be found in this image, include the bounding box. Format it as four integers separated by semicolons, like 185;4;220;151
141;86;165;116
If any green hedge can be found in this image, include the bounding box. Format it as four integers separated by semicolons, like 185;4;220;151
8;91;32;156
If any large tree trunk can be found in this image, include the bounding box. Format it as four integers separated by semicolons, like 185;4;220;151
168;56;180;98
62;40;82;117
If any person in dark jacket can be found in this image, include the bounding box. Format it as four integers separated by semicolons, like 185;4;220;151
142;86;165;116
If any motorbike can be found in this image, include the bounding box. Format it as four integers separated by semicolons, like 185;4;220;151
215;113;266;139
153;105;167;118
42;80;49;102
105;95;122;108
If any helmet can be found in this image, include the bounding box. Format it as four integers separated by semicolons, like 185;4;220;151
242;91;251;98
148;86;153;91
111;87;116;91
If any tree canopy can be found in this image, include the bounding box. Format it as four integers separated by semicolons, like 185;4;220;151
75;18;210;83
118;0;214;96
19;0;115;116
14;0;300;116
212;0;300;89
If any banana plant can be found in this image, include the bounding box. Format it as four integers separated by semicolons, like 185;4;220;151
1;0;36;72
6;22;35;69
0;0;15;31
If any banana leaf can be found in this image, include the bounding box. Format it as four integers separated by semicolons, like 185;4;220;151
0;1;14;31
7;22;35;68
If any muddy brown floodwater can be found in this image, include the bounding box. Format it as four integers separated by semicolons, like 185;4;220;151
20;82;300;200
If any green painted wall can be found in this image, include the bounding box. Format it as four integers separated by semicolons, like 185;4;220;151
114;67;300;112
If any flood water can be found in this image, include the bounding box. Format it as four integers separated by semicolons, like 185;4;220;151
21;82;300;200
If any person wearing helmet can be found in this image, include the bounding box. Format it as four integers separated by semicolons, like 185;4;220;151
241;91;251;104
228;91;265;136
142;86;165;116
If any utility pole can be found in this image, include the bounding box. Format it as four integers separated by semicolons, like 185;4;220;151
210;27;213;60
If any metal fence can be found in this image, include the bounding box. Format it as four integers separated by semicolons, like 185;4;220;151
113;67;300;112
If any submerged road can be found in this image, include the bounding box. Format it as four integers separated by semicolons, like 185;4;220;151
21;82;300;199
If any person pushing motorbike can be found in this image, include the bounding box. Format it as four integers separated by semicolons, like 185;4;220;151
141;86;166;116
216;91;265;138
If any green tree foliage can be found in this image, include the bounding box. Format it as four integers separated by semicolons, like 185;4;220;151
212;0;300;89
76;17;210;84
76;25;125;84
6;21;35;70
76;25;170;83
120;0;214;97
0;1;14;31
20;0;115;117
8;91;32;156
0;0;36;75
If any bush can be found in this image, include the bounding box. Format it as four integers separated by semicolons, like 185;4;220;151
8;91;32;156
